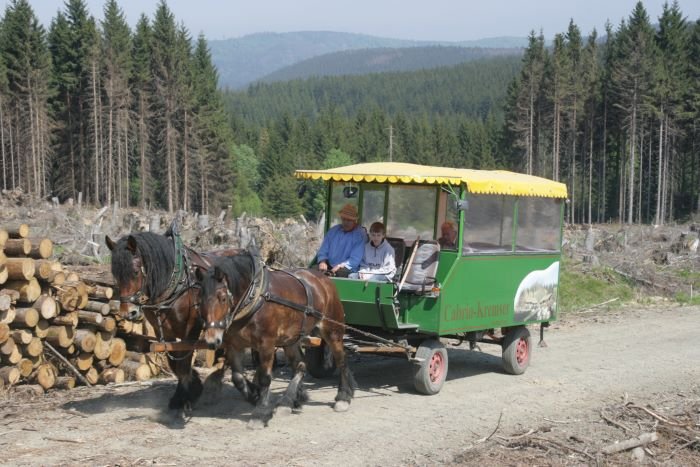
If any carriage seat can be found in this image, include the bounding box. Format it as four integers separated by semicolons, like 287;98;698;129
400;240;440;294
385;237;406;274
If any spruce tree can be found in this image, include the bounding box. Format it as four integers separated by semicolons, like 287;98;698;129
130;14;152;207
191;33;234;214
101;0;132;207
654;1;688;224
0;0;52;198
609;2;657;223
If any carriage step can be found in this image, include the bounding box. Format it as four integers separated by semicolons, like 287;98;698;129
300;336;322;347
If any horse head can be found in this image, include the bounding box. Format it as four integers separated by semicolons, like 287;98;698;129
106;234;150;321
196;265;232;349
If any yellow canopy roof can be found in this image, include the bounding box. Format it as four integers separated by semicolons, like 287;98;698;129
295;162;568;199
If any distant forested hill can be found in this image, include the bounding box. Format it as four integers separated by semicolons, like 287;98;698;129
209;31;527;88
223;56;522;125
258;46;522;83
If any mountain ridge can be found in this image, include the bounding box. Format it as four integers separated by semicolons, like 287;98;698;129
257;45;523;84
209;31;527;89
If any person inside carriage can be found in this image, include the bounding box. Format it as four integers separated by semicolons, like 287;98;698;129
316;203;367;277
350;221;396;282
438;220;458;250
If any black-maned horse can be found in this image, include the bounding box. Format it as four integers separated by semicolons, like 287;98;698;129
106;231;239;411
195;252;355;426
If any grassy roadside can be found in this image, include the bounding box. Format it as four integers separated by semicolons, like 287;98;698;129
558;257;635;313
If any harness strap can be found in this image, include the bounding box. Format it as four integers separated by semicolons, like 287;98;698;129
228;260;268;325
263;271;323;326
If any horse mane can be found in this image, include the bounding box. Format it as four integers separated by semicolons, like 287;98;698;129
111;232;176;300
204;251;255;300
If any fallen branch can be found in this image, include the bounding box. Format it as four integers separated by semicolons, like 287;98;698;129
531;436;597;460
600;408;632;432
612;267;674;293
626;404;685;427
577;297;619;313
496;429;535;441
43;341;91;387
664;437;700;461
601;432;658;455
43;436;84;444
477;410;503;443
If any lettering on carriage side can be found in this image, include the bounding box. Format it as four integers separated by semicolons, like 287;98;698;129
443;302;510;322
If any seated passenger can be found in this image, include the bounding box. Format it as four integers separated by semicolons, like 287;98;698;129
438;220;458;249
351;222;396;282
316;203;366;277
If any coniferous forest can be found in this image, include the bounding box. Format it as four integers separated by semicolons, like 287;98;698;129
0;0;698;225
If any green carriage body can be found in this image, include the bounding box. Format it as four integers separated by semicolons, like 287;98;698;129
295;162;567;393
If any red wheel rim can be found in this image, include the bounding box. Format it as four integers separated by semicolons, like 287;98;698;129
429;351;445;383
515;337;529;366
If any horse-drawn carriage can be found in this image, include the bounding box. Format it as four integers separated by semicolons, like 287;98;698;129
295;162;567;395
106;161;566;424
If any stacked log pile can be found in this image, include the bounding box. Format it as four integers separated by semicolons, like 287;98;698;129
0;224;167;392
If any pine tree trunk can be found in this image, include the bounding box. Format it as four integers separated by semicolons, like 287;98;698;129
627;96;637;225
0;94;6;191
655;115;663;225
139;97;147;208
108;76;114;207
183;111;189;210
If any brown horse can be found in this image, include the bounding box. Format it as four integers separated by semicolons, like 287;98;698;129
195;252;355;426
106;231;238;411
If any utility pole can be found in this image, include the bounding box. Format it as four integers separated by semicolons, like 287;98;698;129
387;125;393;162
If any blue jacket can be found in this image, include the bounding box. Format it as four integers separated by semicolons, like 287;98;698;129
317;224;367;272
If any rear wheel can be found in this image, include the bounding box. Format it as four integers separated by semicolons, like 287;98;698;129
413;339;448;395
304;341;336;379
502;326;531;375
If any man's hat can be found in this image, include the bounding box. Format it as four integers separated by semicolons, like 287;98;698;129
338;203;359;221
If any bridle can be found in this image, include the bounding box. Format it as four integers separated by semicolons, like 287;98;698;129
202;282;234;330
202;253;264;332
118;235;198;337
118;256;150;308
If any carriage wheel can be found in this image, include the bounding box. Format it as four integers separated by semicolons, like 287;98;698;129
502;326;531;375
413;339;448;395
304;341;336;379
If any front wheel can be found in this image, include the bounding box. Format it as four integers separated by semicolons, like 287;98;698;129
413;339;448;395
502;326;531;375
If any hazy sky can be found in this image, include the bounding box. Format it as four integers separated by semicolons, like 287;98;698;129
7;0;700;42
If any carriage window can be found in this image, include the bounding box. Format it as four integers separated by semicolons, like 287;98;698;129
462;194;514;254
361;185;385;231
386;185;437;242
515;198;562;252
329;183;360;226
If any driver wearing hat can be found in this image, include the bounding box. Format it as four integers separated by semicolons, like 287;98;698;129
316;203;367;277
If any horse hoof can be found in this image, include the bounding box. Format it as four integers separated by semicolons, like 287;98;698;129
275;405;293;417
247;418;266;430
333;400;350;412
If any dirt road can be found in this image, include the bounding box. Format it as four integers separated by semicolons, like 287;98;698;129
2;305;699;466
